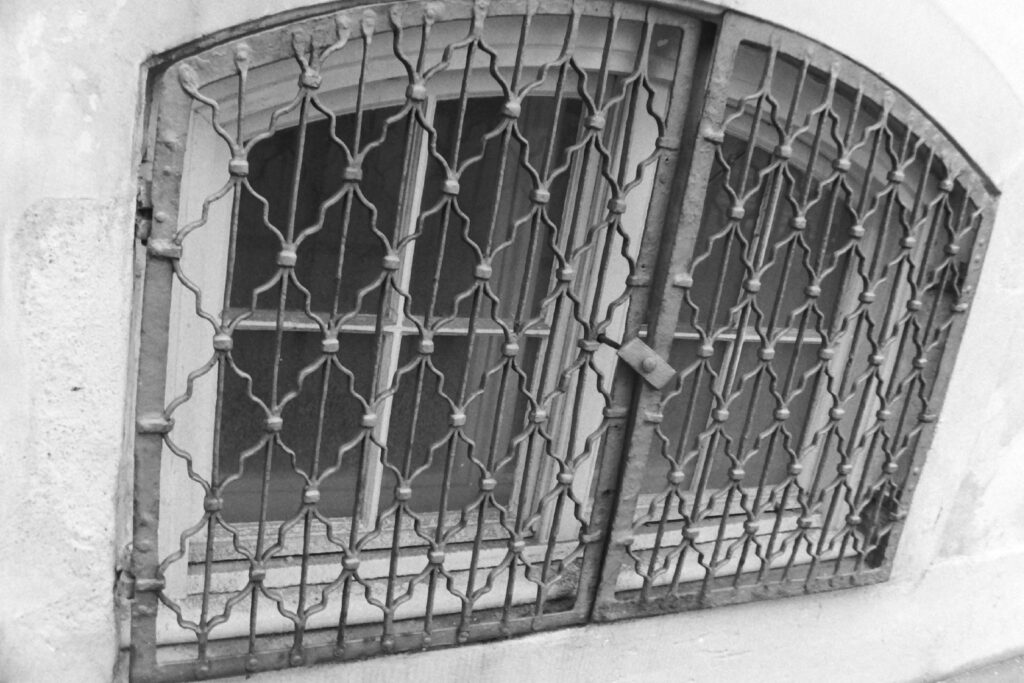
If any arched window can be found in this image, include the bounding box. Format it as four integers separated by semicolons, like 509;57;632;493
130;3;995;679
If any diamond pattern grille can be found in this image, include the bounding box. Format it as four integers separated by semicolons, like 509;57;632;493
130;5;995;681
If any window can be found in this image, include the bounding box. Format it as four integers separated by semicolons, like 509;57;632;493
130;4;995;680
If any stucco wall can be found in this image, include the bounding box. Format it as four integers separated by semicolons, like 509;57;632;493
1;1;1023;681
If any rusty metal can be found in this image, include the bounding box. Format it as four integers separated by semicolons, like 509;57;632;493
130;2;996;681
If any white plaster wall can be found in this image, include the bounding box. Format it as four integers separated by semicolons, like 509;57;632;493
1;1;1023;681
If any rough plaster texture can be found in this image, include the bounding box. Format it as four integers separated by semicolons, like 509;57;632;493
1;1;1023;682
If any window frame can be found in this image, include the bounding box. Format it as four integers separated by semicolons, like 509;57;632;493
129;4;996;681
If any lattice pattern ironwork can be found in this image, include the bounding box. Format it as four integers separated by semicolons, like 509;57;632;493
130;3;995;681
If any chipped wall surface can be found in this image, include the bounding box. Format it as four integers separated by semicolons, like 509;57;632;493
1;1;1023;682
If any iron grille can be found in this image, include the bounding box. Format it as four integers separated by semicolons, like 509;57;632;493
130;3;996;680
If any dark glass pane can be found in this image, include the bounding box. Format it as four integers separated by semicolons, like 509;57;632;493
218;331;375;522
380;335;540;514
231;108;407;316
408;96;582;323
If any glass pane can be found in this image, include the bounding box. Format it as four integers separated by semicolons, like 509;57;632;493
231;107;407;316
640;338;820;496
380;335;541;514
218;332;375;522
407;96;582;323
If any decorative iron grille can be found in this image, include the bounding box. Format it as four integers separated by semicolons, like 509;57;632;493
130;3;996;681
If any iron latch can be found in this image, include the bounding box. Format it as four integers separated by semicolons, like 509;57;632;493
613;337;677;389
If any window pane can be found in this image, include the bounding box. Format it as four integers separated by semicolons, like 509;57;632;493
380;335;541;514
231;107;407;316
408;96;582;322
218;332;375;522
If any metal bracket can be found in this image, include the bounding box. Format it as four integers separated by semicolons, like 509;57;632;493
616;338;676;389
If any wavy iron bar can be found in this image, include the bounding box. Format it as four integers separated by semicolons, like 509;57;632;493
131;3;995;681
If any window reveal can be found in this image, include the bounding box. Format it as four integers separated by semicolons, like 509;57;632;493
130;4;996;681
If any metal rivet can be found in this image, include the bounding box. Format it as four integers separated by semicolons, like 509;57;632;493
450;412;467;427
531;409;548;423
501;99;521;118
953;302;969;313
277;247;297;268
833;158;852;172
303;486;320;505
907;299;923;312
343;165;363;182
153;211;169;223
557;266;575;282
829;407;846;420
667;469;685;485
246;656;260;671
264;415;283;432
607;198;627;214
919;412;937;423
913;356;928;369
788;462;803;476
859;291;876;304
744;278;761;293
728;467;745;481
713;408;730;422
480;477;497;492
901;236;917;249
289;651;304;666
774;407;790;421
644;410;664;424
585;114;606;130
869;354;885;366
203;495;223;512
846;514;862;526
775;144;793;159
730;205;746;220
557;471;574;485
382;635;396;649
428;549;445;564
457;630;470;643
791;216;807;230
940;178;955;192
382;253;401;270
321;336;339;354
300;70;322;89
945;243;961;256
442;178;460;195
530;188;551;205
502;341;519;357
819;347;835;361
673;273;694;288
876;409;892;421
888;170;905;184
744;521;759;535
838;462;854;475
418;337;434;354
213;333;233;351
395;486;412;501
805;284;821;298
474;262;493;280
406;81;427;101
147;238;182;260
850;224;866;238
361;413;378;428
510;538;526;552
797;516;814;529
228;158;249;177
702;126;725;143
641;357;658;373
249;564;266;582
342;556;360;571
697;344;715;358
759;347;775;361
577;339;599;353
883;461;899;474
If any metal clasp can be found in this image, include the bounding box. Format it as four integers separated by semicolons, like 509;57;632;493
614;337;676;389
